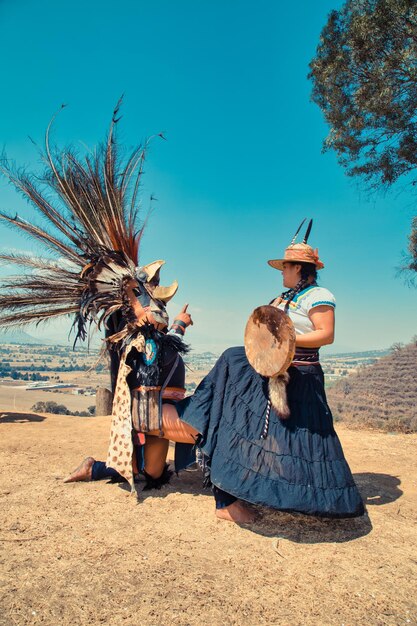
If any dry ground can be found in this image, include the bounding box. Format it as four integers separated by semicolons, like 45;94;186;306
0;413;416;626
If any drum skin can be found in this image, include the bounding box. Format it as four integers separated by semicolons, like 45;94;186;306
244;305;296;377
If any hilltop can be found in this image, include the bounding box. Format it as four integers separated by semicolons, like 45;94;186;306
0;412;416;625
327;342;417;433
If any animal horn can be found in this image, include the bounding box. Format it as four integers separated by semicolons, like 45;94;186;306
153;280;178;303
141;260;165;284
303;219;313;244
290;218;306;245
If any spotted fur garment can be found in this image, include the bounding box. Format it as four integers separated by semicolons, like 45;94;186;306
106;335;145;490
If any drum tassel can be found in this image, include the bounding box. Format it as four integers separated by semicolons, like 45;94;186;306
268;372;290;419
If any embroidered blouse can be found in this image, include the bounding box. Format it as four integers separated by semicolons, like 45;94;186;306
273;285;336;335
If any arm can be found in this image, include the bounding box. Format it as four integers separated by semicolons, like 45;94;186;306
295;305;335;348
169;303;193;336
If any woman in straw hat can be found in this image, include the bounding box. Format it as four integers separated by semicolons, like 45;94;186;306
160;219;364;523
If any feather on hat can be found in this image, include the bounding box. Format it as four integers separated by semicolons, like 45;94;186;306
268;219;324;270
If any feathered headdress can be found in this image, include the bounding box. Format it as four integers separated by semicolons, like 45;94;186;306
0;99;177;345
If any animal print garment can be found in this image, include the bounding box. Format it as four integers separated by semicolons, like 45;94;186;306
106;336;145;490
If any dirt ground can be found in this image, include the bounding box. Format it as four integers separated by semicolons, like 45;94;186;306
0;413;416;626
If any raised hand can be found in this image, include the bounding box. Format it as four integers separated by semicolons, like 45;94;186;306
174;303;193;327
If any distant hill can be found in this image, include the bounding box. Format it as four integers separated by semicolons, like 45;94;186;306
327;342;417;433
326;348;389;359
0;330;53;345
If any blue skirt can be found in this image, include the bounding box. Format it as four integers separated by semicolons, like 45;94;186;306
177;347;364;518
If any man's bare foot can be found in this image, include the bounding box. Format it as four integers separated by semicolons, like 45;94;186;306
63;457;95;483
215;500;257;524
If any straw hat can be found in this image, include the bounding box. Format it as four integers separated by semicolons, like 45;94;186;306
267;219;324;271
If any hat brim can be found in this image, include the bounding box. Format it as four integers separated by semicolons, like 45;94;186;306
267;259;324;270
268;259;285;270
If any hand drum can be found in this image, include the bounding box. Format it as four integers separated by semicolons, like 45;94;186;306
244;305;296;377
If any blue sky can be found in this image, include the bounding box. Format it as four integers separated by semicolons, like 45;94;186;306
0;0;415;354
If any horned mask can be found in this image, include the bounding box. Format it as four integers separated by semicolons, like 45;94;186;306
133;260;178;329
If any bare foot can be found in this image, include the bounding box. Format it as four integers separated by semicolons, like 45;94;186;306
63;457;95;483
215;500;257;524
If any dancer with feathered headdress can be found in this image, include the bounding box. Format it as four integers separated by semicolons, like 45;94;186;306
0;100;194;489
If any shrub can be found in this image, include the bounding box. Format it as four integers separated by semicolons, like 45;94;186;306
31;401;95;417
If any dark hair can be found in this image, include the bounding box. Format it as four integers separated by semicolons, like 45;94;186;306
288;261;317;283
278;262;318;313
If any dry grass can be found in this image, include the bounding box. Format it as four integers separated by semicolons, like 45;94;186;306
327;343;417;433
0;412;416;625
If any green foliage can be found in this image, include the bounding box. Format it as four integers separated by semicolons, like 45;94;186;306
310;0;417;185
0;367;49;381
31;400;93;417
309;0;417;272
31;401;69;415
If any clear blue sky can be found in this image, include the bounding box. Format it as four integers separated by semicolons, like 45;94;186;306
0;0;415;354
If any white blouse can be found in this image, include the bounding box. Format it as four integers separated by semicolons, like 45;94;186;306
274;286;336;335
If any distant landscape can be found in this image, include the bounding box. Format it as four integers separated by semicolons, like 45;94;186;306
321;348;389;384
327;341;417;433
0;334;415;432
0;338;217;415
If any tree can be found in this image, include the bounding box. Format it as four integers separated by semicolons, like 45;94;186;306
31;401;69;415
390;341;404;352
309;0;417;273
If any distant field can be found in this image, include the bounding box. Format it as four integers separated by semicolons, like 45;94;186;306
0;342;109;413
0;373;110;413
0;384;96;413
0;342;210;414
0;340;399;417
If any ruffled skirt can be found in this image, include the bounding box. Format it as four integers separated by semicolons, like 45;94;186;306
177;347;364;518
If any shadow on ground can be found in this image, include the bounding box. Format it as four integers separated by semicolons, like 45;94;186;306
113;466;206;499
354;472;402;506
0;412;45;423
250;472;402;544
111;468;376;543
249;507;372;543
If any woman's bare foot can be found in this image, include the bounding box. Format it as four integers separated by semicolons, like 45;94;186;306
63;457;95;483
215;500;257;524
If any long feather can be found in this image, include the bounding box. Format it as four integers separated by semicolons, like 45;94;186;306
303;219;313;244
0;252;79;272
290;218;306;245
0;100;165;342
0;212;84;264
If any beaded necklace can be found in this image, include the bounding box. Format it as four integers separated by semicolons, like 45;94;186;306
271;278;317;313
